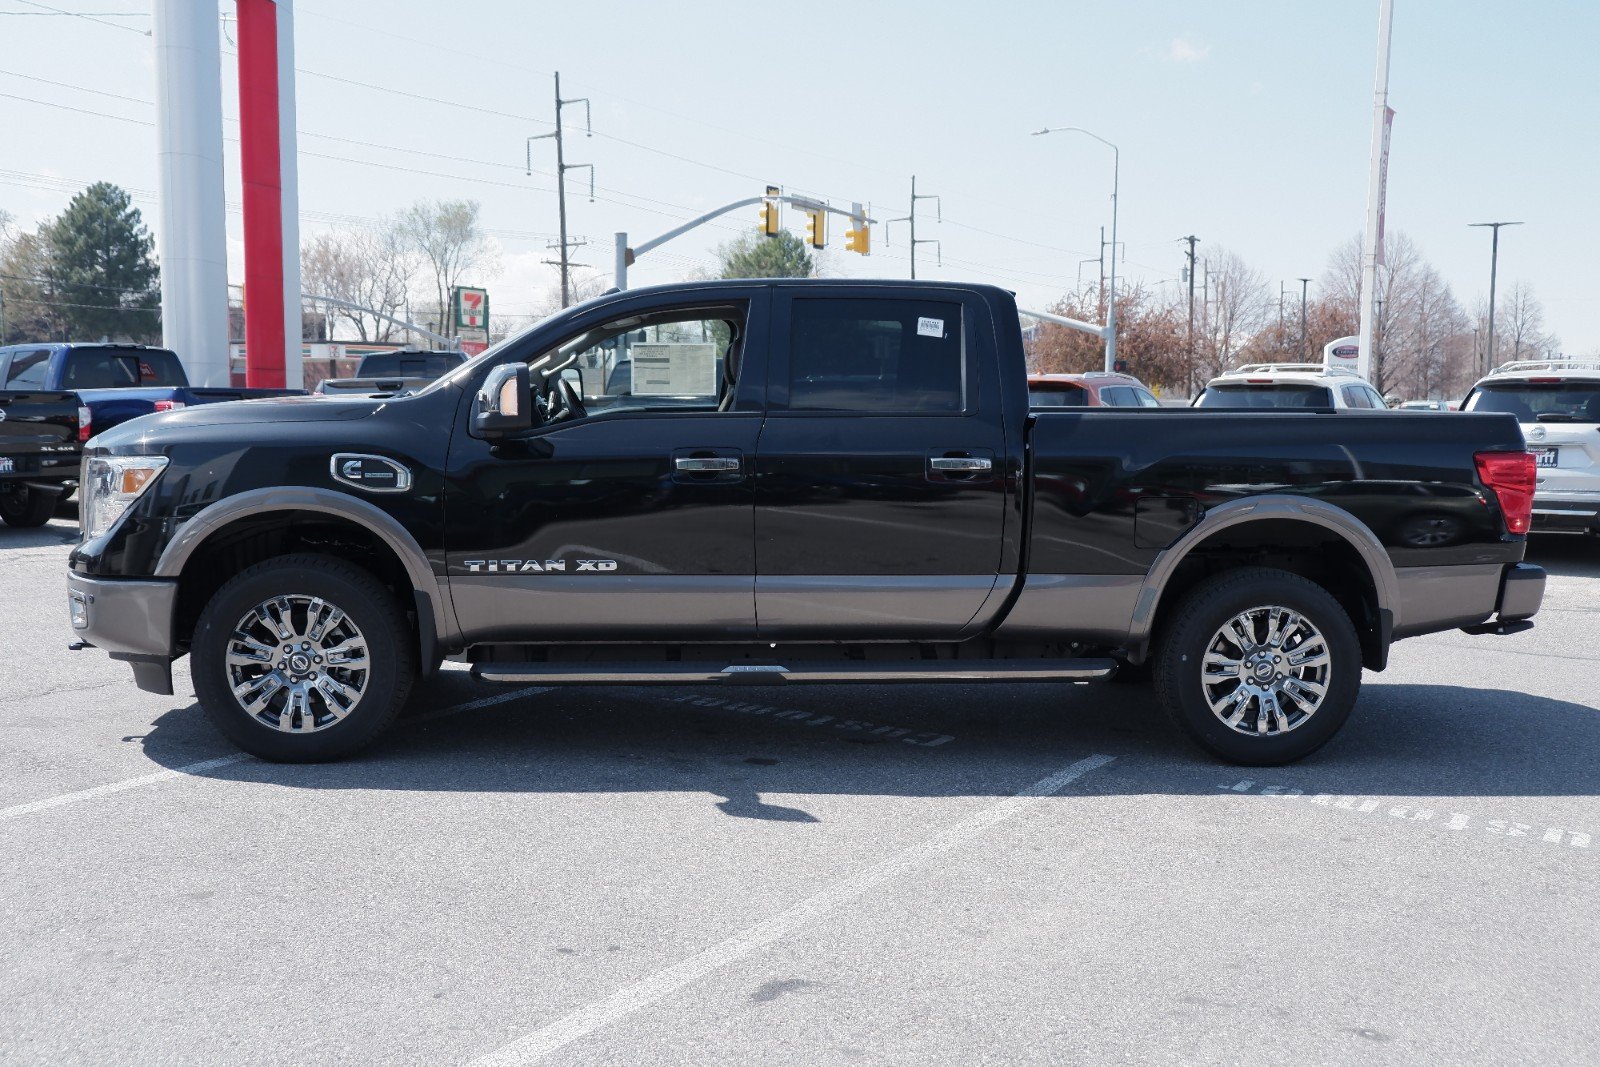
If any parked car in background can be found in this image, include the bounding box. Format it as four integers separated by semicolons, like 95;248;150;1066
0;343;302;436
1399;400;1451;412
1027;371;1160;407
1463;358;1600;536
1194;363;1390;410
0;388;86;526
315;348;470;398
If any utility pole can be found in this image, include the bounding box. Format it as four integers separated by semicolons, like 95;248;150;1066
1298;277;1312;361
888;175;940;278
527;71;593;308
1182;235;1199;391
1469;220;1522;375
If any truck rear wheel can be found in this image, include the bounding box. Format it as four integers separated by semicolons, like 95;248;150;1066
191;553;415;762
1153;567;1362;766
0;484;58;527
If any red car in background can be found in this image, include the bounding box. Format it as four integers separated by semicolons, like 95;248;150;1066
1028;371;1161;407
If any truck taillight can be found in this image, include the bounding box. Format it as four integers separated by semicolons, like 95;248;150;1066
1475;450;1536;535
153;400;185;412
77;404;92;443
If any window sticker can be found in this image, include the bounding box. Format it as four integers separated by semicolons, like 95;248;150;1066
916;316;945;339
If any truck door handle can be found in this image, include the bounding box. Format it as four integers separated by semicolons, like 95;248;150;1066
929;456;992;472
674;456;741;472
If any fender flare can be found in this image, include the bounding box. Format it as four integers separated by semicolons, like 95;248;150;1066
1126;494;1399;658
154;486;457;652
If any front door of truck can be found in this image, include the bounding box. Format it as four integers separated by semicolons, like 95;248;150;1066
444;291;768;644
753;288;1013;640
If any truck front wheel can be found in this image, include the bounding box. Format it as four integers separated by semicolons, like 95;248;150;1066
191;553;416;762
1153;567;1362;766
0;484;58;527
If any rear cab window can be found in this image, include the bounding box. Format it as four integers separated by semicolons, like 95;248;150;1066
358;353;462;378
62;348;185;389
4;348;54;388
1465;380;1600;423
1029;384;1088;407
1196;383;1333;409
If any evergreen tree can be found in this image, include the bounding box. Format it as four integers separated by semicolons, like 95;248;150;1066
716;231;814;279
47;183;160;341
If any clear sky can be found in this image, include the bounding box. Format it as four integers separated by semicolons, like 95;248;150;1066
2;0;1596;349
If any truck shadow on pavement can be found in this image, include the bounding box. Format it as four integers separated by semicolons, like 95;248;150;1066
132;673;1600;818
1526;534;1600;579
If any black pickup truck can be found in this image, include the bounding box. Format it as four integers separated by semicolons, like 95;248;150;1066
0;388;84;526
66;280;1545;765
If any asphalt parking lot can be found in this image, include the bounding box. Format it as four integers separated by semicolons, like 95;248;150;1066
3;508;1597;1065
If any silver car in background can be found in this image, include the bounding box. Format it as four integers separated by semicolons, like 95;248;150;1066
1464;358;1600;536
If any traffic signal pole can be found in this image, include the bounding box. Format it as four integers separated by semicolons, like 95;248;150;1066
611;192;875;290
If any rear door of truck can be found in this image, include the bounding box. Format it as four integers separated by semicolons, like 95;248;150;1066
753;285;1015;639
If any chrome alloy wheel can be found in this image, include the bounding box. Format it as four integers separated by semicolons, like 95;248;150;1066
1200;605;1331;737
224;595;370;733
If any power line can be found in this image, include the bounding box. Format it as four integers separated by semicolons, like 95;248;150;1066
10;0;147;35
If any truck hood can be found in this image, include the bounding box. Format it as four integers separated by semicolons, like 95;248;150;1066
88;394;379;450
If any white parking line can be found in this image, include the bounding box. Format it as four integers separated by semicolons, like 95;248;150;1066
0;684;551;822
470;752;1118;1066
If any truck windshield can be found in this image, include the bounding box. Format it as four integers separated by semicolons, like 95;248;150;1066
1465;381;1600;422
63;348;185;389
1196;383;1333;409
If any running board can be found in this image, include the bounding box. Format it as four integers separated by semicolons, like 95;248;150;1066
472;658;1119;686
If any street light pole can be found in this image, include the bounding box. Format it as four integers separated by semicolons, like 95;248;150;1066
1298;277;1312;361
1034;126;1119;372
1469;221;1522;375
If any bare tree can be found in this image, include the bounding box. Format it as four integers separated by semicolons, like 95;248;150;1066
300;225;415;342
1500;282;1557;363
396;199;497;336
1194;248;1271;383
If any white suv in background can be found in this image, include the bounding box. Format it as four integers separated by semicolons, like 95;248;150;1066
1193;363;1391;410
1464;359;1600;536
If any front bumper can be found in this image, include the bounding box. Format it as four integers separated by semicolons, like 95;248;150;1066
66;572;178;695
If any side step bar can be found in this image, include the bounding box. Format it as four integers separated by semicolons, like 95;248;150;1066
472;658;1118;686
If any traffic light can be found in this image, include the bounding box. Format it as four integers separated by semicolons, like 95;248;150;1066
844;221;870;255
1113;359;1128;373
760;185;780;236
804;209;825;249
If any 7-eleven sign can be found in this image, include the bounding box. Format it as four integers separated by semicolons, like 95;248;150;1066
453;286;489;334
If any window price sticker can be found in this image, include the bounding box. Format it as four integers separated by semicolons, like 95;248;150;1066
916;317;945;338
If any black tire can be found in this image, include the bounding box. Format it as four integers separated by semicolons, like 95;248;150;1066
1153;567;1362;766
0;484;58;527
191;553;416;762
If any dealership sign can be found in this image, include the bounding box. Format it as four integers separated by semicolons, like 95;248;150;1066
1324;336;1360;370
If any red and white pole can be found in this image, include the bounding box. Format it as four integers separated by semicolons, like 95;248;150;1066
236;0;301;389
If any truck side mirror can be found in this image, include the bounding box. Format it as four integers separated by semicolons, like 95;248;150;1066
473;362;533;435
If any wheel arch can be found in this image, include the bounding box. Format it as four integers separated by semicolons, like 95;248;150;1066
1128;495;1399;670
156;487;452;667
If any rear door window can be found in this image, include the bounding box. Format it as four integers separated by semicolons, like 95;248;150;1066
1341;385;1373;409
1100;386;1138;407
1466;381;1600;423
1196;384;1333;408
785;298;966;413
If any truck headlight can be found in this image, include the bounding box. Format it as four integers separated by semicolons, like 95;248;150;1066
81;456;168;541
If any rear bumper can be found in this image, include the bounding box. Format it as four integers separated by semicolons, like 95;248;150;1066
1529;489;1600;531
66;572;178;695
1393;561;1544;640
